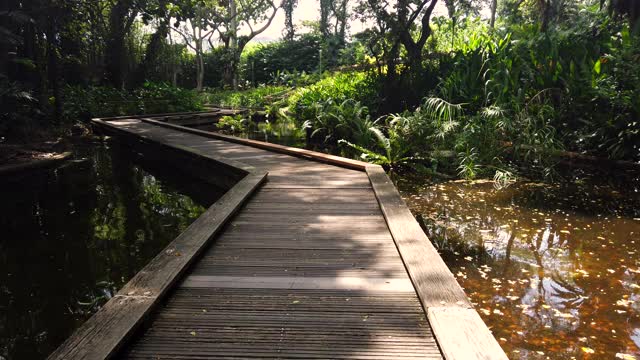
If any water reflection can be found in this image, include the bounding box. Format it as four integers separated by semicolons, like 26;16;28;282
397;177;640;359
0;141;223;360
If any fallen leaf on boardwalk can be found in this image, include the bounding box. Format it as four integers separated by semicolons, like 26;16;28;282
190;331;197;336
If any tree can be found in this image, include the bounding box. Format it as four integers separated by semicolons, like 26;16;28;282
359;0;438;74
319;0;349;65
221;0;279;89
282;0;298;40
604;0;640;28
172;3;222;91
105;0;141;89
490;0;498;28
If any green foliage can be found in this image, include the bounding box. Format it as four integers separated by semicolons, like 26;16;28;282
216;115;249;134
307;98;375;146
339;124;417;169
0;78;38;139
241;34;323;85
62;82;203;122
203;86;289;109
288;71;380;121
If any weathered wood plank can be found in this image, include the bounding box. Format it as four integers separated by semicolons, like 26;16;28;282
366;165;508;360
47;171;267;360
58;116;505;360
180;275;415;292
137;117;371;171
428;308;508;360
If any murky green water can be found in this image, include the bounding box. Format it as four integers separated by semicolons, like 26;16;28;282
0;141;224;360
396;174;640;359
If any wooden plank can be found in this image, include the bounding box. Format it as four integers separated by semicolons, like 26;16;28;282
137;117;371;171
47;171;267;360
180;275;415;292
70;115;502;360
427;308;507;360
0;151;72;176
366;165;508;360
366;165;470;308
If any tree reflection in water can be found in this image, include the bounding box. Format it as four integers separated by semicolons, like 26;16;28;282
0;141;224;360
398;177;640;359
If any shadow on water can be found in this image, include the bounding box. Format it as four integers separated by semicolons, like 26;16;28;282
0;140;225;360
396;172;640;359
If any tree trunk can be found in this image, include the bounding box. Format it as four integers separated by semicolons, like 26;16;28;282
283;0;296;41
490;0;498;28
106;1;135;89
134;14;170;87
538;0;551;31
319;0;330;37
229;0;239;90
46;26;62;123
196;52;204;91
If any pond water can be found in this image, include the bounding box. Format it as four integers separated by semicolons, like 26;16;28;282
0;140;224;360
395;173;640;359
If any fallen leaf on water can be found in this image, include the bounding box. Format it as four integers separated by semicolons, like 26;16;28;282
616;353;636;360
616;299;634;307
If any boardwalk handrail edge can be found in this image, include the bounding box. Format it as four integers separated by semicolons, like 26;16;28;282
136;116;373;171
102;114;507;360
47;118;267;360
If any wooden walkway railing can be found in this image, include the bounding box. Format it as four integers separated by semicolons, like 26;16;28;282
49;111;507;360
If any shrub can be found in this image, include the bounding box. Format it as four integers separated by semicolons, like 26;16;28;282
62;82;203;122
202;86;290;109
288;71;380;121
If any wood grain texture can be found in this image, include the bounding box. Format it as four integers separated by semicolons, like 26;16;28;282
367;165;508;360
428;308;508;360
55;116;505;360
137;117;371;171
47;169;266;359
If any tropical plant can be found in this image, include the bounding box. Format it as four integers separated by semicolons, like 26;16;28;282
339;124;417;169
216;115;250;134
308;99;375;146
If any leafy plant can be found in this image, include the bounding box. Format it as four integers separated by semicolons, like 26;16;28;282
308;99;375;146
216;115;250;134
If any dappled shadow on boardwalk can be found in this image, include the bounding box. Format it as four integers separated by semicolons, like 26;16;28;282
110;120;443;359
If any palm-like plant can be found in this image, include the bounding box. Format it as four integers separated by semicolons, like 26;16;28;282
339;124;417;169
309;99;375;146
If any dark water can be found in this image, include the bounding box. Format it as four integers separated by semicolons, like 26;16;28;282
0;141;224;360
396;174;640;359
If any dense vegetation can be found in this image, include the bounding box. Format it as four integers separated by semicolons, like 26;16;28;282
2;0;638;181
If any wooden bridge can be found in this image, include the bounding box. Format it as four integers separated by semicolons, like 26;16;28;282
49;111;507;360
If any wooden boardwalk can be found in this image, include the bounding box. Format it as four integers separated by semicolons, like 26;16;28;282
49;113;507;360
